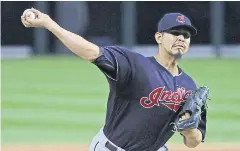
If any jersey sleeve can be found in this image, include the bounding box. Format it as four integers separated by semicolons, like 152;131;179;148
92;46;133;85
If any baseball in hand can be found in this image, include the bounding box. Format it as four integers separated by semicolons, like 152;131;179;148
23;9;36;19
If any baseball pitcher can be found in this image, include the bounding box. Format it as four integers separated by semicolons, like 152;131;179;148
21;8;209;151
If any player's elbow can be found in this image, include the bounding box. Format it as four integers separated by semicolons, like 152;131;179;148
78;49;99;62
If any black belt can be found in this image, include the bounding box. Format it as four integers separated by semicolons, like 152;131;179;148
105;141;118;151
105;141;168;151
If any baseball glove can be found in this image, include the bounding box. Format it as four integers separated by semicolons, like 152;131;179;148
173;86;210;132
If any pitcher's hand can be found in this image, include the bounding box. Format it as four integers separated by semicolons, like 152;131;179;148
21;8;52;28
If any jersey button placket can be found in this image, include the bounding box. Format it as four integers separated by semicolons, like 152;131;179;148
173;77;178;91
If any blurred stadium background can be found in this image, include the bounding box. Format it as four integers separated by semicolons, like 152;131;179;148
1;1;240;151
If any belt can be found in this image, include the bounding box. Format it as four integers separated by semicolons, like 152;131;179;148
104;140;167;151
105;141;118;151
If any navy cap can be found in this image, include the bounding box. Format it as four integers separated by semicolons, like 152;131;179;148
157;13;197;36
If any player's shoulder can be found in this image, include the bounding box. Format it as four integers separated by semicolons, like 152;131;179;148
101;45;128;52
101;45;147;58
101;45;135;53
181;68;198;88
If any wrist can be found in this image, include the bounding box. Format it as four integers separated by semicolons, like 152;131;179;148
181;129;202;148
182;129;202;141
44;17;56;30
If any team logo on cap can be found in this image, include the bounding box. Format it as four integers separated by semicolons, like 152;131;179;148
176;15;185;23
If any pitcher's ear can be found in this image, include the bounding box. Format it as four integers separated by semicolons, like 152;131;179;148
155;32;163;44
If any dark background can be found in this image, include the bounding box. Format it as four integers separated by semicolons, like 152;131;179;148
2;1;240;46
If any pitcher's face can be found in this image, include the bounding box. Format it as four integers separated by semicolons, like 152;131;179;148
155;28;191;58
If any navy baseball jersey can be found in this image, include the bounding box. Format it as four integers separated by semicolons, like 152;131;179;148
93;46;206;151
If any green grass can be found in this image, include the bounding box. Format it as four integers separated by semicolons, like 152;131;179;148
2;56;240;144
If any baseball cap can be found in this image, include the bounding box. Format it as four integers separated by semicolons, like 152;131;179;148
157;13;197;36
